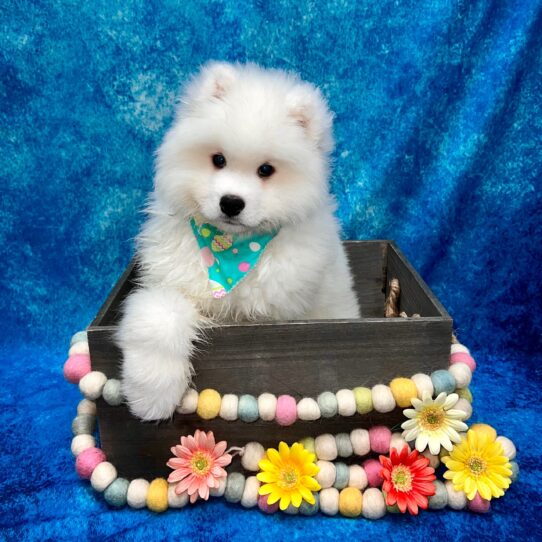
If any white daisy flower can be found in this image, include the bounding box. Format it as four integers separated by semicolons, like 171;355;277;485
401;392;469;455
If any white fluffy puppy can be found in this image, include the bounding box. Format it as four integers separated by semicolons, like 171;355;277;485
116;62;360;421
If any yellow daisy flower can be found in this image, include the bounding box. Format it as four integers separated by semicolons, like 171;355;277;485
257;441;321;510
442;429;513;501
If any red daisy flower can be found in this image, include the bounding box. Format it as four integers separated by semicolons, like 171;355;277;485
379;444;436;515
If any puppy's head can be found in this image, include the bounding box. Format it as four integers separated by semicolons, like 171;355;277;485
155;61;334;233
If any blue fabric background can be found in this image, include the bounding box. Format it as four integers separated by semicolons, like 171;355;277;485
1;1;541;540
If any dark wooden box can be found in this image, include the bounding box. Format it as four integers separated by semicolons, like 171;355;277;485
89;241;452;479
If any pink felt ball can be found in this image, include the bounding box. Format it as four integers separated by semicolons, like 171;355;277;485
258;494;279;514
368;426;392;454
362;458;384;487
238;262;251;273
449;352;476;372
275;395;297;426
467;492;491;513
75;447;106;479
63;354;92;384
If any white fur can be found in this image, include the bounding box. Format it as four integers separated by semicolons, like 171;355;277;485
116;62;360;420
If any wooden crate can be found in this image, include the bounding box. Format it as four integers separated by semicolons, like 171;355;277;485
88;241;452;479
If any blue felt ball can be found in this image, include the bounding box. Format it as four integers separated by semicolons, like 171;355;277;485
431;370;456;395
238;394;259;422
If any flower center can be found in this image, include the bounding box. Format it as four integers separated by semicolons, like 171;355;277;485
278;466;299;489
419;406;445;430
467;456;487;477
190;452;211;476
391;465;413;492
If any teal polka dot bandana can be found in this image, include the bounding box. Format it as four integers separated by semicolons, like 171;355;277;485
190;217;277;298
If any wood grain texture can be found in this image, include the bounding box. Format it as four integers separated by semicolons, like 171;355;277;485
88;240;453;479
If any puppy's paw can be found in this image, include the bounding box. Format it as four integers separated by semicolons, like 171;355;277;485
120;346;190;421
115;286;201;421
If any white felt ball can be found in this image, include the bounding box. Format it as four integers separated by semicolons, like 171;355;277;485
411;373;434;399
90;461;117;492
79;371;107;400
371;385;396;413
314;434;338;461
336;389;356;416
422;449;440;469
297;397;321;421
445;481;467;510
389;432;409;453
362;488;386;519
496;436;517;460
455;398;472;419
210;477;227;497
69;341;90;356
127;479;150;508
258;393;277;421
350;428;371;457
240;476;260;508
448;362;472;388
319;488;340;516
241;442;265;472
71;434;95;456
348;464;368;490
451;343;470;354
168;484;189;508
219;394;239;421
316;460;336;489
177;388;198;414
77;399;97;416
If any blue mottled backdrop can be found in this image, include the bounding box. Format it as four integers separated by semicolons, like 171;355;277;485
1;0;541;540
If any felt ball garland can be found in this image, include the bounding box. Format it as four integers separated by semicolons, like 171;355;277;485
64;331;517;518
71;340;475;425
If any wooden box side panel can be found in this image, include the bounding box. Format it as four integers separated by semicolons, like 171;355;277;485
90;319;452;397
385;242;451;319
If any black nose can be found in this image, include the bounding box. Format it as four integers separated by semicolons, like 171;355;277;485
219;195;245;217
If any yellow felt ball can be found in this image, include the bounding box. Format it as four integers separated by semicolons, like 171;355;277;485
353;387;373;414
197;389;222;420
470;423;497;442
339;487;363;518
389;378;418;408
147;478;168;513
299;437;316;455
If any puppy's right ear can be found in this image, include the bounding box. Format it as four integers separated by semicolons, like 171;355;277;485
181;61;237;108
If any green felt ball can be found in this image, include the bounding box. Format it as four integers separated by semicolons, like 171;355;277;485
225;472;245;503
103;379;123;406
299;493;319;515
335;433;353;457
71;414;95;435
333;463;349;490
317;392;337;418
428;481;448;509
104;478;130;508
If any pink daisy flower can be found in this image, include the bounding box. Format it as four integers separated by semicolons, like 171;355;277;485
167;430;232;503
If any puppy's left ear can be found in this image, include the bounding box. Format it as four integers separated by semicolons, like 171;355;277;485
286;83;334;153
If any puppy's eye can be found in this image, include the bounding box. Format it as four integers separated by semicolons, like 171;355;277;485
257;163;275;178
212;153;226;169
